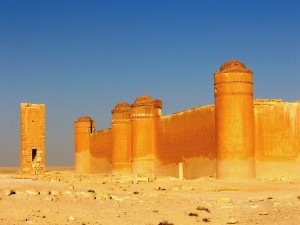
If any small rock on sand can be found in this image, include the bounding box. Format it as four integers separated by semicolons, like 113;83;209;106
26;190;40;196
217;198;232;204
259;211;269;215
68;216;75;221
40;190;50;195
67;185;74;190
249;197;265;202
4;189;15;196
181;185;194;190
50;190;61;196
169;185;181;191
227;217;238;224
95;192;112;200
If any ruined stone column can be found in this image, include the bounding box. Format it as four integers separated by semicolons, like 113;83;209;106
214;60;255;179
111;102;131;174
130;96;162;175
74;116;95;174
20;103;46;175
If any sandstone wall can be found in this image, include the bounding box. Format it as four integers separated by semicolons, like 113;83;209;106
111;103;131;174
74;98;300;180
89;129;112;173
254;100;300;179
20;103;45;175
74;117;94;174
130;96;162;175
156;105;216;179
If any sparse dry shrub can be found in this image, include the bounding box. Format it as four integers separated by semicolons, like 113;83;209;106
202;218;211;222
158;221;174;225
196;206;210;213
188;212;198;217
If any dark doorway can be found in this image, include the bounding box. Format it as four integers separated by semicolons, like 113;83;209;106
32;149;37;161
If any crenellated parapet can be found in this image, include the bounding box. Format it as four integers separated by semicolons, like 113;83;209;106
217;60;252;73
111;102;131;124
214;60;253;98
130;96;162;120
75;116;95;134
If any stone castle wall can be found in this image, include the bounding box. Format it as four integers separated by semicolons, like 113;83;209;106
156;105;216;179
89;129;112;173
74;60;300;179
254;99;300;179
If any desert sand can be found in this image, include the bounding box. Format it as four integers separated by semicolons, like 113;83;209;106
0;167;299;225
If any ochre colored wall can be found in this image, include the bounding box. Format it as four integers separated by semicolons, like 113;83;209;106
73;61;299;180
20;103;46;175
214;61;255;180
157;106;216;179
89;129;112;173
74;117;94;174
112;123;131;173
131;118;157;174
111;103;131;174
130;96;162;175
75;98;300;179
254;100;300;179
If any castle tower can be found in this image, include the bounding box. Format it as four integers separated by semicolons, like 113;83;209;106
20;103;46;175
111;102;131;174
130;96;162;175
74;116;95;174
214;60;255;179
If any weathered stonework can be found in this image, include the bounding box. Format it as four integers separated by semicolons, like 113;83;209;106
74;60;300;180
111;102;131;173
216;60;252;74
130;96;162;175
20;103;46;175
74;116;95;174
214;60;255;179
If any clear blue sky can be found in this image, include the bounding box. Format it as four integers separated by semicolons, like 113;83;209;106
0;0;299;166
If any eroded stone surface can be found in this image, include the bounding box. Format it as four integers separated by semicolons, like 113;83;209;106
73;60;300;181
20;103;45;175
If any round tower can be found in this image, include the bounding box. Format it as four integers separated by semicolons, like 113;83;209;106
214;60;255;179
74;116;95;174
111;102;131;174
130;96;162;175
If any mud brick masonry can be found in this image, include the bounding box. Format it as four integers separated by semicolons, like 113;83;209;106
20;103;46;175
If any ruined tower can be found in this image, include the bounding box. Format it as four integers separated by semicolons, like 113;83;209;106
111;102;131;174
20;103;46;175
214;60;255;179
130;96;162;175
74;116;95;174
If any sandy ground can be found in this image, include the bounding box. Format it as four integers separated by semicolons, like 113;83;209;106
0;167;299;225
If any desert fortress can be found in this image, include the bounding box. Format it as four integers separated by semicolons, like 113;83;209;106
74;60;300;179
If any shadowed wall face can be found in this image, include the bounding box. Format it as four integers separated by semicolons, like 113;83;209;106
89;129;112;173
254;100;300;179
130;96;162;175
74;116;94;174
20;103;45;175
111;102;131;174
156;106;216;179
214;60;255;180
